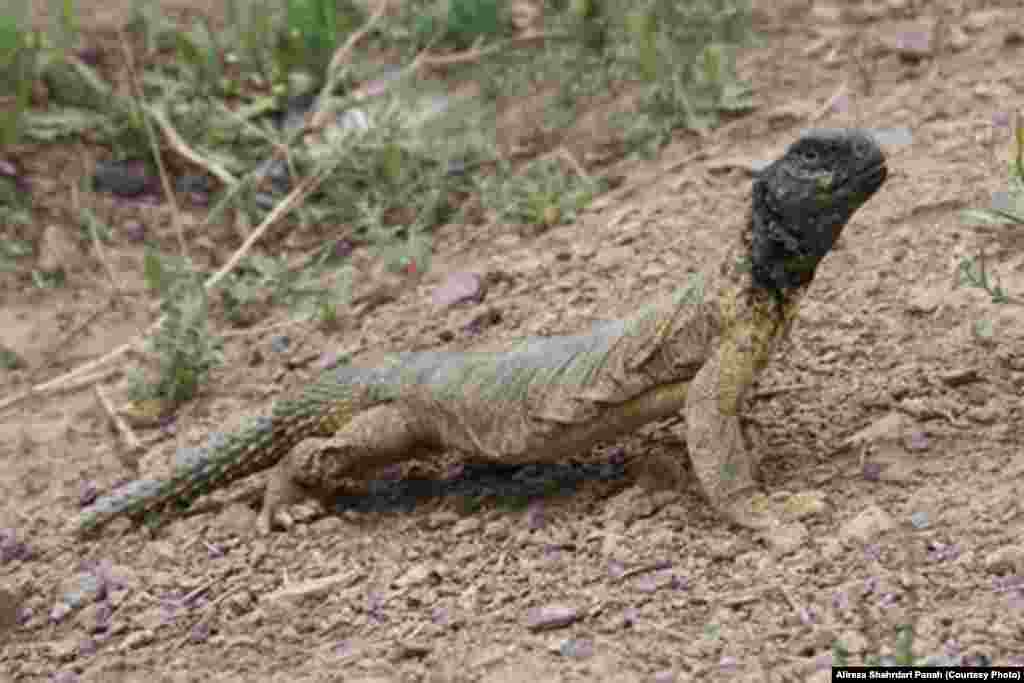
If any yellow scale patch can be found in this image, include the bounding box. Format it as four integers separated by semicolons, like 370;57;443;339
715;285;800;415
316;404;358;435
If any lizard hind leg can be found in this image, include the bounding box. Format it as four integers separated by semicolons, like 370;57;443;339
259;403;430;533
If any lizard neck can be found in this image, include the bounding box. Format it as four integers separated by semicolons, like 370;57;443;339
715;215;809;328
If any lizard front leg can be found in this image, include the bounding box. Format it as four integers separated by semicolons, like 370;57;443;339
684;314;791;534
684;344;762;525
260;403;431;533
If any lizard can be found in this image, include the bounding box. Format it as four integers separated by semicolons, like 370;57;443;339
74;128;888;538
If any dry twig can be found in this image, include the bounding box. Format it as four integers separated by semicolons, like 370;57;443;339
118;31;191;261
309;0;393;132
94;384;144;454
412;31;563;71
146;105;240;187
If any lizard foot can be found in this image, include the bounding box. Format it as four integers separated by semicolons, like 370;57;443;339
256;505;295;536
258;460;310;534
721;492;808;555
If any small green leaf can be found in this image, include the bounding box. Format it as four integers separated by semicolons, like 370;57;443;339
381;143;403;183
48;0;79;49
959;208;1011;226
31;268;65;289
628;10;658;82
0;345;25;370
0;239;32;259
894;625;915;666
174;28;203;69
79;207;113;244
719;462;738;481
143;246;166;293
973;318;995;341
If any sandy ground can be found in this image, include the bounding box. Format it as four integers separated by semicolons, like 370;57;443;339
3;1;1024;680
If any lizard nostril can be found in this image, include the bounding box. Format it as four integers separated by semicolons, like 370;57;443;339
853;138;876;160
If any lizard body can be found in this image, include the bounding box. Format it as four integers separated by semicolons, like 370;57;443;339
75;128;887;537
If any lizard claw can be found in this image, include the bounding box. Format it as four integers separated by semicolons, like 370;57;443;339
258;464;306;534
256;507;275;535
256;505;295;535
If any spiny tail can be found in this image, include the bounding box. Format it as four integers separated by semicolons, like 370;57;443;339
74;414;296;537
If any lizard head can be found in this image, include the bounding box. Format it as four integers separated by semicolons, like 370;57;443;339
749;128;887;291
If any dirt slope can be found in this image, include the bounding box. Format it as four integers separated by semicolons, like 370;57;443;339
3;1;1024;681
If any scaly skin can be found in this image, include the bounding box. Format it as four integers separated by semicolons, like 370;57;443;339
75;129;887;537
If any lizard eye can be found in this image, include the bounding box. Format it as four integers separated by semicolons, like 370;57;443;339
799;148;820;164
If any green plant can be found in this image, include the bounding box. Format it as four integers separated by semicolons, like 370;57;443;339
219;251;353;326
456;0;755;154
114;0;751;252
861;625;923;667
956;252;1010;305
173;17;231;96
31;268;65;289
831;642;850;667
225;0;276;78
363;219;434;277
0;344;24;370
0;0;83;146
958;115;1021;307
478;157;608;227
282;91;481;239
128;0;179;55
0;1;41;147
892;625;916;667
46;0;80;49
962;114;1024;226
129;248;223;408
445;0;503;49
17;0;753;386
955;252;1013;344
383;0;506;53
79;206;113;244
138;0;362;98
0;237;32;273
0;15;137;147
280;0;364;83
619;1;754;152
193;0;365;95
839;625;991;667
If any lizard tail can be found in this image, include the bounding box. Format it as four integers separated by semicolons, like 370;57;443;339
73;416;284;537
74;477;176;537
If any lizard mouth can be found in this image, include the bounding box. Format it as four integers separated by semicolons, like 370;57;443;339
832;161;887;205
850;161;888;194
